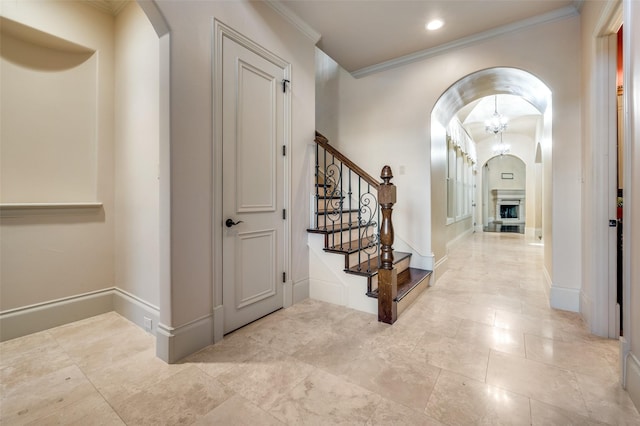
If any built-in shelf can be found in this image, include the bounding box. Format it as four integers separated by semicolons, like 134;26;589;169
0;202;103;217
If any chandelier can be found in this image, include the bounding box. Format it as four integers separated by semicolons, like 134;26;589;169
485;95;508;134
492;133;510;156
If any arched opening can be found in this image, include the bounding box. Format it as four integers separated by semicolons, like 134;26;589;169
430;67;552;282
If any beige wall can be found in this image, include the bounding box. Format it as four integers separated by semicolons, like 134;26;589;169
151;0;315;361
0;1;115;311
114;2;160;308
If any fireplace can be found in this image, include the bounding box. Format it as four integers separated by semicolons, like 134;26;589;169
491;189;525;224
500;204;519;219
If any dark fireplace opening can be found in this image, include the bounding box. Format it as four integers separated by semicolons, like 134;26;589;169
500;204;519;219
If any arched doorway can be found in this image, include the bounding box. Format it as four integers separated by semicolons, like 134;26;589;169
430;66;553;297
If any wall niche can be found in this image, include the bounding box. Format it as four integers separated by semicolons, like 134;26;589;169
1;17;98;204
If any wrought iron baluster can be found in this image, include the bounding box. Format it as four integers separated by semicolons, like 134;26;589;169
315;142;319;229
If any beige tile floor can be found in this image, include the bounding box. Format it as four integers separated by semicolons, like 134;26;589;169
2;232;640;425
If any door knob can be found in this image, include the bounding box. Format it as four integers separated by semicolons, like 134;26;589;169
226;218;244;228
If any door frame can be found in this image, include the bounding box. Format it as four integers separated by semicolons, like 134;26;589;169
588;3;622;339
212;19;291;342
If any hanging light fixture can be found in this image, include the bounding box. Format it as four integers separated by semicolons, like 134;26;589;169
492;133;510;156
485;95;508;134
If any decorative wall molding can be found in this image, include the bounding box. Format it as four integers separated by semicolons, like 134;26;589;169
264;1;322;44
0;202;103;217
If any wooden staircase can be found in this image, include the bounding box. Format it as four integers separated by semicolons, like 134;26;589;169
308;132;432;323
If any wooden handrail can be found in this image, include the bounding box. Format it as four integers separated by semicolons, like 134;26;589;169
315;131;381;190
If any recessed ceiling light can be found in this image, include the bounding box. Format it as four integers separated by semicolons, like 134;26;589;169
426;19;444;31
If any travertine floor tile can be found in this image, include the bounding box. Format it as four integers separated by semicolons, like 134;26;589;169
425;370;531;426
1;364;98;425
215;347;314;410
267;369;381;425
530;399;607;426
114;366;233;425
24;392;125;426
193;395;284;425
454;319;526;357
338;346;441;411
486;350;589;416
413;332;491;381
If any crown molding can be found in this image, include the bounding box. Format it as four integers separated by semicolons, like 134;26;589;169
84;0;129;16
264;0;322;44
352;5;580;79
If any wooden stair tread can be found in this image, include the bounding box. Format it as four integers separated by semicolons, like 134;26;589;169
316;208;359;215
346;251;411;277
366;268;432;300
307;222;360;234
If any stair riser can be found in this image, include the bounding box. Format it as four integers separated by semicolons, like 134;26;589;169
369;256;411;292
397;274;431;316
324;226;376;249
346;249;379;271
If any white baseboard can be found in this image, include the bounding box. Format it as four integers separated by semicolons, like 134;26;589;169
156;314;214;364
433;254;449;284
292;278;310;304
0;288;160;343
446;227;474;252
112;288;160;335
550;285;580;312
624;348;640;411
213;305;224;343
0;289;114;342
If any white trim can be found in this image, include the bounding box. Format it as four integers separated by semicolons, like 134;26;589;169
445;227;474;252
112;288;160;335
156;314;214;364
550;285;580;312
624;348;640;410
0;287;159;342
352;6;579;78
292;278;310;304
433;254;449;284
0;289;113;341
0;202;103;217
263;1;322;44
212;19;292;336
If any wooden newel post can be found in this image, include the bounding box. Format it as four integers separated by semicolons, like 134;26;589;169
378;165;397;324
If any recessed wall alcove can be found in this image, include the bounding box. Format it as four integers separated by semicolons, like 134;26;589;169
0;17;98;204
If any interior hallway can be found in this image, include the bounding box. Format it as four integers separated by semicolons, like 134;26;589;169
2;232;639;425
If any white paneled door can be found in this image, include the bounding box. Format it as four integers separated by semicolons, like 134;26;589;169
222;35;286;334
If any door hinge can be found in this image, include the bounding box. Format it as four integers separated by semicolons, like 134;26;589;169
282;209;286;220
282;79;290;93
282;145;286;156
282;272;286;283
